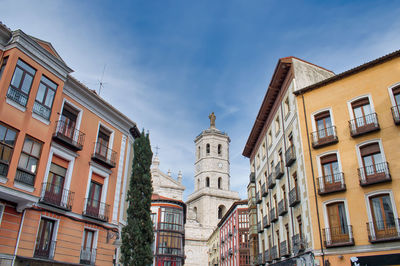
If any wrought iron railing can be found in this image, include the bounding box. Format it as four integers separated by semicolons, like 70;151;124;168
53;120;85;150
0;161;9;177
280;240;290;257
317;172;346;194
257;221;263;233
311;126;338;149
278;199;288;216
7;87;28;107
158;222;184;233
349;113;380;137
289;186;300;207
15;168;35;186
261;183;267;197
268;173;275;189
292;234;306;254
270;245;278;260
275;161;284;179
80;247;96;265
285;145;296;166
83;198;110;222
33;101;51;120
323;225;354;247
40;182;74;210
391;105;400;125
34;240;56;259
358;162;391;186
367;218;400;243
265;249;271;262
270;208;277;223
263;215;270;228
92;142;117;168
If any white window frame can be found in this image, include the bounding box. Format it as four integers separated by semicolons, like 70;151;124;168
58;99;83;143
322;198;352;244
346;94;376;120
387;82;400;106
84;165;110;216
315;150;343;191
34;215;59;259
80;226;99;264
94;122;115;160
355;138;387;169
310;107;335;133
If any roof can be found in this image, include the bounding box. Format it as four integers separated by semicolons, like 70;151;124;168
294;49;400;95
29;35;65;63
151;194;185;204
217;199;248;227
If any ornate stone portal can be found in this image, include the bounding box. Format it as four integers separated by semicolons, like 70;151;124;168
184;114;240;266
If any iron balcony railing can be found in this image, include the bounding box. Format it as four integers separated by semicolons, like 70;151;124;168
349;113;380;137
257;221;263;233
264;249;271;263
0;161;9;177
34;240;56;259
249;194;257;207
285;145;296;166
257;253;263;265
40;182;74;211
83;198;110;222
263;215;270;228
280;240;290;257
270;245;278;260
261;183;267;197
7;86;28;107
268;173;275;189
53;120;85;151
15;168;35;186
275;161;284;179
256;191;262;204
311;126;338;149
92;142;117;168
292;234;306;254
317;172;346;195
323;225;354;248
270;208;278;223
358;162;391;186
33;101;51;120
80;247;96;265
249;172;256;183
278;199;288;216
391;105;400;125
289;186;300;207
367;218;400;243
158;222;184;234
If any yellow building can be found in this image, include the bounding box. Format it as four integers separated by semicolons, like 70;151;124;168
207;226;220;266
294;51;400;265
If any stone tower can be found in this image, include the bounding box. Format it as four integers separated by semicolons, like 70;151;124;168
185;113;240;266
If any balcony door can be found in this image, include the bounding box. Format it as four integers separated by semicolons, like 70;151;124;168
321;154;340;188
96;127;111;158
45;163;67;206
327;202;348;243
87;181;102;216
81;229;95;264
370;194;395;239
35;218;55;258
315;111;332;139
352;98;372;128
360;143;384;178
60;104;78;139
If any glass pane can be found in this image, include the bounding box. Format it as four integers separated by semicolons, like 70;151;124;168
395;93;400;106
5;129;16;146
22;138;33;154
373;153;383;166
371;197;384;230
18;154;28;169
324;116;332;128
0;126;6;141
27;157;38;173
93;183;101;202
354;107;364;126
11;67;23;88
85;231;93;249
1;146;12;162
17;60;36;75
21;74;33;94
382;196;395;227
31;141;41;157
36;83;46;102
44;89;55;108
363;104;372;116
338;203;348;232
323;164;332;182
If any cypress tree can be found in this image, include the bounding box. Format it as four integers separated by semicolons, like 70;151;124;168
121;131;153;265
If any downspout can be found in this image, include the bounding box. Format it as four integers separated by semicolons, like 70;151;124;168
301;94;325;266
12;209;26;266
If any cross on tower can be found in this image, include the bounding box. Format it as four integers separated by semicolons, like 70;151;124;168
153;145;160;156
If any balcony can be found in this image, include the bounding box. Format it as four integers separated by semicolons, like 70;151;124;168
278;199;288;216
257;253;263;265
249;194;256;207
257;221;263;233
256;192;262;204
280;240;290;257
391;106;400;125
289;186;300;207
249;224;258;236
270;245;278;260
7;87;28;107
158;222;184;234
349;113;380;137
0;161;9;177
323;225;354;248
267;173;275;189
80;247;96;265
34;240;56;259
274;161;284;180
317;172;346;195
91;142;117;168
33;101;51;120
40;182;74;211
261;183;267;197
53;120;85;151
311;126;338;150
367;219;400;243
292;234;306;254
14;168;35;186
249;172;255;183
270;208;278;223
264;249;272;263
358;162;391;186
285;145;296;167
263;215;270;228
83;198;110;222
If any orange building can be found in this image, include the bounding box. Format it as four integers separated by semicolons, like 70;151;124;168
0;23;140;265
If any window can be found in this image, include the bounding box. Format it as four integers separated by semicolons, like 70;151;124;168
15;137;42;186
352;98;373;125
326;202;348;241
315;111;334;138
391;86;400;123
218;144;222;156
7;59;36;107
158;232;183;255
218;205;225;219
86;181;102;217
96;126;111;158
275;117;280;134
197;146;201;159
369;194;396;237
80;229;96;264
34;218;56;259
151;213;157;226
0;56;8;80
360;143;386;178
43;163;67;206
321;154;340;183
267;131;272;148
284;97;290;117
206;177;210;187
218;177;222;189
206;143;210;155
33;76;58;120
0;123;17;177
160;207;183;231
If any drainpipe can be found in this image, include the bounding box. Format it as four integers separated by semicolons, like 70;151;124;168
301;94;325;266
12;209;26;266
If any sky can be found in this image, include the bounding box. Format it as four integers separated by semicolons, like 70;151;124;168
2;0;400;199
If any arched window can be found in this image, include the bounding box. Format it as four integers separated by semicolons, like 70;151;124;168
218;205;226;219
218;177;222;189
218;144;222;155
197;146;201;159
206;143;210;155
193;207;197;220
206;177;210;187
197;178;200;189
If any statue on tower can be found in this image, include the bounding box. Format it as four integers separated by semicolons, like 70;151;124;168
208;112;216;128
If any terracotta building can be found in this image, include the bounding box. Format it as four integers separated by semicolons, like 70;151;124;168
0;23;140;265
294;50;400;265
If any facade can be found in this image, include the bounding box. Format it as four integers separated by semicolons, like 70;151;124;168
185;114;240;266
246;173;258;265
0;23;140;265
207;226;220;266
242;57;334;265
218;200;250;266
294;51;400;265
151;194;186;266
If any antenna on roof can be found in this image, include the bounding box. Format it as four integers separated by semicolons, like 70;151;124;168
98;64;107;96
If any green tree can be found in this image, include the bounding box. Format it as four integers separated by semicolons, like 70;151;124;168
121;131;154;265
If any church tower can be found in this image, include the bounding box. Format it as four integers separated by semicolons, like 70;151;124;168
185;113;240;266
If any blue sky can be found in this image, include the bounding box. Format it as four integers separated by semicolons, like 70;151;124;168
2;0;400;199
